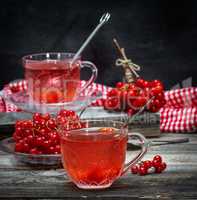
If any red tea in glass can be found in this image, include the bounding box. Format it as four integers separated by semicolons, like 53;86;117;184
23;53;97;104
59;120;149;189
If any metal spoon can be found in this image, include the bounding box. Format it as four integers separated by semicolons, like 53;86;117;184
72;12;111;63
128;136;189;148
150;137;189;146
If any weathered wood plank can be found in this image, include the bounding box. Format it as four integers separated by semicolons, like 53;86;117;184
0;170;196;199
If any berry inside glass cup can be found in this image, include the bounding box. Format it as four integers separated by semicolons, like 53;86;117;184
59;120;149;189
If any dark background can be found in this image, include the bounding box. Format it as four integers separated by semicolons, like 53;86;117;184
0;0;196;90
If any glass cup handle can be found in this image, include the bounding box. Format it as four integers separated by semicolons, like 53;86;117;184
121;132;150;175
77;61;98;95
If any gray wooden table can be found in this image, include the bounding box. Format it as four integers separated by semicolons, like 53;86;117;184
0;129;197;200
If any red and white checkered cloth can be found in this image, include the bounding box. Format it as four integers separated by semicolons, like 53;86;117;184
160;87;197;133
0;80;196;133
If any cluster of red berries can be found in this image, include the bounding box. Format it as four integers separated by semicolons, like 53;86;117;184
13;110;83;155
56;110;85;130
131;155;167;176
93;78;166;115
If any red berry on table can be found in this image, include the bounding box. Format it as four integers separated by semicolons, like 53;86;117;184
148;104;160;113
142;80;150;88
15;142;24;153
33;113;42;122
152;159;161;168
39;119;46;127
155;166;163;173
49;131;60;145
23;137;28;143
56;115;66;124
153;155;162;163
22;143;30;153
131;165;139;174
151;79;164;88
126;108;136;116
33;118;46;128
39;128;49;136
135;78;145;88
127;89;138;108
30;148;40;155
116;82;125;89
155;92;165;101
42;113;51;121
104;98;120;110
139;166;148;176
49;146;56;154
138;88;149;100
161;162;167;171
42;140;52;149
151;86;163;96
16;140;30;153
15;120;22;129
143;160;153;169
152;98;162;108
59;109;68;116
127;88;138;98
160;99;166;107
143;87;151;97
66;110;76;117
24;129;33;136
47;118;57;129
107;89;120;98
26;135;34;146
35;137;44;147
132;96;147;108
94;99;105;106
128;83;137;90
15;126;22;134
22;120;33;129
55;145;61;153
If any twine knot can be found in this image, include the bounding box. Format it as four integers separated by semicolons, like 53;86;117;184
115;48;140;78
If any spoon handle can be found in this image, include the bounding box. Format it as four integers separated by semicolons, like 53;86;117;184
72;24;102;62
72;13;110;63
151;138;189;146
127;137;189;148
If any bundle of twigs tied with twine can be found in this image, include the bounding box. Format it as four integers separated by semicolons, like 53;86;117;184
113;38;141;83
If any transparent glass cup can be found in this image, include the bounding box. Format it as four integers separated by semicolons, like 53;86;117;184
23;52;97;104
59;120;149;189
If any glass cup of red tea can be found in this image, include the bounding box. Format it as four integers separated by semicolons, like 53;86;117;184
59;120;149;189
23;53;97;104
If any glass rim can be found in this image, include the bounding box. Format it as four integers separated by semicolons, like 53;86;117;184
80;119;127;125
22;52;81;62
59;119;128;135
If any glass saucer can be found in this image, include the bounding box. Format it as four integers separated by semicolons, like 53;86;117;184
1;80;102;114
0;137;62;165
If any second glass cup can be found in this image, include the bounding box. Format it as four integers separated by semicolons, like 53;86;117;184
59;120;149;189
23;52;97;104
